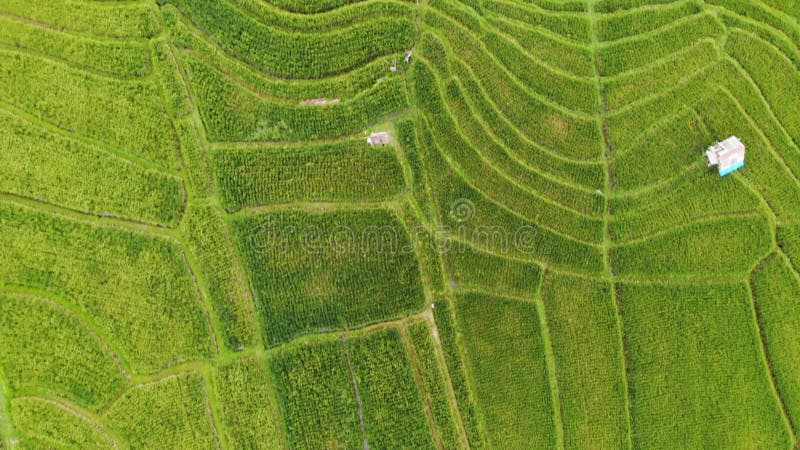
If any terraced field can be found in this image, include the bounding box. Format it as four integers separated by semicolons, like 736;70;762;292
0;0;799;448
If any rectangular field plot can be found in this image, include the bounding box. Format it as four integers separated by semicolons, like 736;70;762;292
231;209;426;345
104;373;217;449
269;328;432;449
540;273;629;449
214;357;284;449
751;254;800;435
0;201;214;374
618;282;792;448
211;139;405;211
0;109;184;226
348;329;434;448
454;293;557;449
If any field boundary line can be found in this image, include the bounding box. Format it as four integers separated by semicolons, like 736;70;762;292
587;2;634;448
341;337;370;450
746;260;798;443
230;199;403;216
399;325;444;449
535;299;565;450
0;192;177;239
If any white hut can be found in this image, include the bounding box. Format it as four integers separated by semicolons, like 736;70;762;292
367;132;390;146
705;136;745;176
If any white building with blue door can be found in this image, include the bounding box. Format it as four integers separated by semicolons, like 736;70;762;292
705;136;745;176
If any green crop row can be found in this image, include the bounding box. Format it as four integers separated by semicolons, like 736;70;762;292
597;13;725;76
488;17;595;77
210;138;405;211
414;60;605;244
432;300;483;448
604;62;726;149
397;203;446;294
611;167;763;242
0;109;184;227
229;0;416;32
0;0;159;38
270;328;432;449
0;201;214;374
726;30;800;149
269;339;361;449
168;0;415;78
0;16;151;78
778;226;800;271
104;373;216;449
596;1;703;42
407;321;462;449
184;54;408;142
446;57;606;189
482;30;598;113
611;216;772;279
11;398;113;449
347;329;433;448
214;357;284;449
443;243;542;298
181;204;260;350
442;75;605;216
422;10;604;160
0;293;127;409
601;39;721;112
751;253;800;435
541;273;630;449
0;49;180;169
151;39;192;119
617;282;792;448
266;0;381;14
610;109;708;191
454;293;557;449
705;0;800;47
164;6;400;104
396;118;439;224
718;62;800;180
412;112;605;274
482;0;591;42
175;118;213;198
595;0;679;13
231;209;426;345
696;88;800;220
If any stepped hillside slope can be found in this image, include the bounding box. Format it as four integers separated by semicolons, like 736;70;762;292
1;0;799;448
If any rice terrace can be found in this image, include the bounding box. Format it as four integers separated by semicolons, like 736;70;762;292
1;0;800;448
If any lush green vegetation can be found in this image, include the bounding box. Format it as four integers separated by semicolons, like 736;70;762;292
2;0;800;447
232;209;426;345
